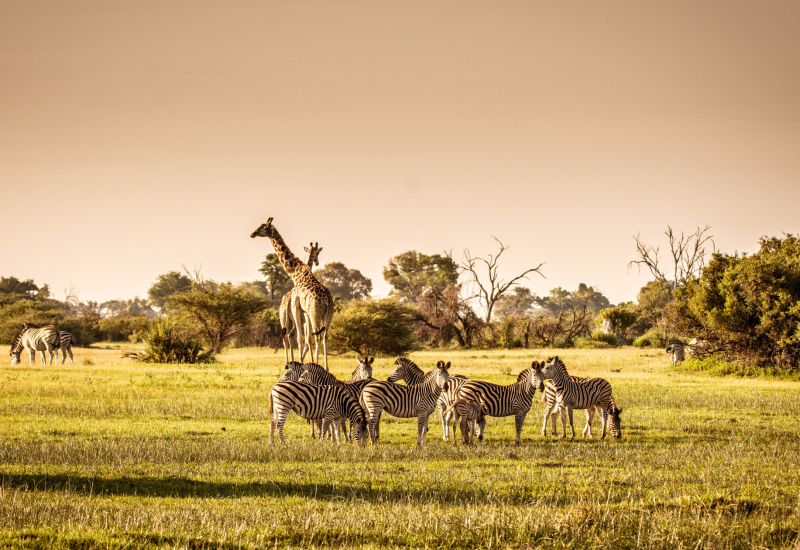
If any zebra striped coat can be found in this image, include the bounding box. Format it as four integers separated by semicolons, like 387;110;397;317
279;361;305;382
455;362;541;445
299;360;374;440
360;360;450;445
387;357;468;441
532;356;622;439
443;395;486;445
10;325;61;365
666;343;685;365
269;381;367;445
55;331;75;365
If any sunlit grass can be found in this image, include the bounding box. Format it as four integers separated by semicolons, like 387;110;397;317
0;345;798;548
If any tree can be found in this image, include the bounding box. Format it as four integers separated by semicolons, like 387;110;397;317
100;297;156;319
315;262;372;301
534;284;611;317
383;251;459;303
0;277;51;306
148;271;192;312
493;287;536;319
168;282;270;354
667;234;800;369
461;238;544;322
596;304;639;341
328;298;416;356
629;226;714;291
258;253;292;305
412;284;483;347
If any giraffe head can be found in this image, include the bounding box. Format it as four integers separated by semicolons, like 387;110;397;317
304;242;323;268
250;218;276;239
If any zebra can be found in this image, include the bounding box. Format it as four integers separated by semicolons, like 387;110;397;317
279;242;323;363
386;357;468;440
299;360;374;440
666;343;685;365
55;331;75;365
269;381;367;445
443;394;486;445
454;361;541;445
360;360;451;445
538;373;587;436
10;324;61;365
532;356;622;439
278;361;305;381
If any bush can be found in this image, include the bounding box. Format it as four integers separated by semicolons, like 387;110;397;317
329;298;416;356
591;330;618;346
631;336;653;348
668;234;800;369
574;337;612;349
232;309;282;348
0;301;65;344
125;321;215;364
97;316;152;342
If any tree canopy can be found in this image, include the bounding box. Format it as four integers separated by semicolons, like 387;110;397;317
148;271;192;312
315;262;372;301
328;298;416;356
493;287;537;319
383;251;459;303
258;253;292;305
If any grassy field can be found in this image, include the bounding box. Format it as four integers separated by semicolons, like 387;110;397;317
0;345;798;549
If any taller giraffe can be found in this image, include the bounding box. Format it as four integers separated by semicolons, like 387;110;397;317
279;242;322;363
251;219;334;370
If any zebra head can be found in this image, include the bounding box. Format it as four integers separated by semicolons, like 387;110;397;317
350;416;368;447
249;218;275;239
353;356;374;380
532;356;563;388
609;404;623;439
10;352;21;365
387;357;417;382
523;361;546;392
435;360;451;390
279;361;304;382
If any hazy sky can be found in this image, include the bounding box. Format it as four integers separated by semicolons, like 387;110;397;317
2;1;799;309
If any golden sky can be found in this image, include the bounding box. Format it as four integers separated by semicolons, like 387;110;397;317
2;1;799;306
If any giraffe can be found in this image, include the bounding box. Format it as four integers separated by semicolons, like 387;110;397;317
279;242;322;363
251;219;335;370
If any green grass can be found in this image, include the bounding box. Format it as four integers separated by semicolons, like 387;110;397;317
0;346;798;549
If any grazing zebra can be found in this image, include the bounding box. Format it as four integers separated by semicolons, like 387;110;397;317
279;361;305;381
532;356;622;439
279;242;323;363
299;360;374;440
443;395;486;445
269;381;367;445
360;360;451;445
539;374;587;436
666;343;685;365
454;362;541;445
10;325;61;365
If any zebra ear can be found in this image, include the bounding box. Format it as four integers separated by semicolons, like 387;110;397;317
284;364;290;370
367;356;374;365
444;361;451;370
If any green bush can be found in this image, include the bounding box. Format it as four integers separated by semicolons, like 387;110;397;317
125;320;215;364
574;337;612;349
232;309;282;348
329;298;416;356
0;301;65;344
97;316;152;342
591;330;618;346
631;336;653;348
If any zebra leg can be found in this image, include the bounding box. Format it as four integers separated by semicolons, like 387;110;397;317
550;409;559;436
66;347;73;365
600;406;608;439
583;407;596;438
541;402;555;437
451;407;461;445
439;401;449;441
417;414;429;446
28;348;36;365
366;408;380;444
39;350;47;364
567;407;576;440
514;412;527;445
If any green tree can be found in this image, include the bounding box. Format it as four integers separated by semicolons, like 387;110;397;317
315;262;372;301
168;282;270;354
148;271;192;312
383;251;459;303
100;297;155;319
0;277;50;306
328;298;416;356
596;304;639;340
668;234;800;368
258;253;292;305
493;287;536;319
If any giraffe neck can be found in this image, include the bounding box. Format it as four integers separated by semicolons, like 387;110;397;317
268;229;309;283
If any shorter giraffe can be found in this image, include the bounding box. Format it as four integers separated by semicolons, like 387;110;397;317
279;242;322;363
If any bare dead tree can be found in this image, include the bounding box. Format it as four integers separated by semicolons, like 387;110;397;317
461;237;545;322
63;285;80;307
628;226;714;290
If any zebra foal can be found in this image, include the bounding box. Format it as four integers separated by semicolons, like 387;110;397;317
454;362;541;445
532;356;622;439
10;325;61;365
269;381;367;445
360;360;450;445
443;395;485;445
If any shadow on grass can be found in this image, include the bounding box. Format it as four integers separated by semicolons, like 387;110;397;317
1;472;521;504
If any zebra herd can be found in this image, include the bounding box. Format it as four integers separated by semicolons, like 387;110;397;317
9;324;75;366
269;355;622;446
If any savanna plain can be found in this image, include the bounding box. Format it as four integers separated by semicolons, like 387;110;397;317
0;346;798;549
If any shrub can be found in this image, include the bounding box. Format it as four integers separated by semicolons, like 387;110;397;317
0;301;65;344
631;336;653;348
574;337;612;349
232;309;282;348
591;330;618;346
329;298;416;356
97;316;152;342
125;321;215;364
668;234;800;369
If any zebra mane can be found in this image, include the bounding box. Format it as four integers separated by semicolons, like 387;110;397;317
389;357;425;384
9;329;25;354
300;362;338;384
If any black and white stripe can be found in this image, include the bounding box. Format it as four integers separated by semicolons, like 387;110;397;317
360;360;450;445
278;361;305;382
56;331;75;365
666;343;685;365
443;395;485;445
10;324;61;365
532;356;622;439
540;375;586;436
454;362;540;445
268;381;367;445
